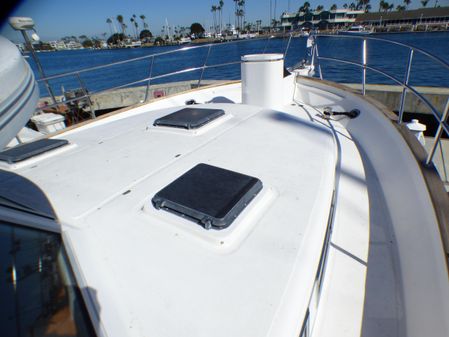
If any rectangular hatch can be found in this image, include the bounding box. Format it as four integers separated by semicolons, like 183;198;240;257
152;163;262;230
0;138;69;164
153;107;225;129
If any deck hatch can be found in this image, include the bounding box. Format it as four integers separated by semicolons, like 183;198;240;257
152;163;262;229
0;139;69;164
153;108;225;129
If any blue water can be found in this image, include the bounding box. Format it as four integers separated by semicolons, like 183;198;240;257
28;32;449;98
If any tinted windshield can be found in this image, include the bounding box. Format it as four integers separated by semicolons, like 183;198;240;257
0;222;96;337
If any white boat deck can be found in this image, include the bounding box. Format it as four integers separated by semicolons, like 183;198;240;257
3;77;447;337
8;101;353;337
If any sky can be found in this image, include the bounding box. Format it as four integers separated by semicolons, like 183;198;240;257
1;0;448;42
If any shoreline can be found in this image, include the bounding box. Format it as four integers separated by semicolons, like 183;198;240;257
30;30;449;53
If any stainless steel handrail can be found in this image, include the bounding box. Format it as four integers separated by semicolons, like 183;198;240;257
37;60;242;111
34;33;294;118
315;34;449;166
36;37;272;83
315;34;449;73
34;36;279;117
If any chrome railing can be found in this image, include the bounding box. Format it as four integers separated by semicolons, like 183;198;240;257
313;34;449;166
35;36;290;117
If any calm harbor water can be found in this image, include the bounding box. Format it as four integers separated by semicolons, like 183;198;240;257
28;32;449;98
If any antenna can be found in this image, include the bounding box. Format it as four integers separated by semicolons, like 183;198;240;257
9;17;57;105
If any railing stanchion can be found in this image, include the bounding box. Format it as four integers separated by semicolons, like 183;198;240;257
284;33;293;60
398;49;414;124
315;42;323;80
76;73;96;118
144;56;155;102
362;39;367;96
198;44;213;88
427;98;449;165
20;30;58;105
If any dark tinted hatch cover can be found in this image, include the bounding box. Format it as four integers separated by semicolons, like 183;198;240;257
153;108;225;129
0;139;69;164
152;163;262;229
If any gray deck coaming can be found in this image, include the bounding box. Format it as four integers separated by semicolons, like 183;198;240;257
265;102;370;337
296;76;449;337
298;75;449;266
356;144;405;337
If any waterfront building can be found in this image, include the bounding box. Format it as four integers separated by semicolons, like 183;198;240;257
280;9;365;30
48;40;67;50
356;7;449;31
65;40;83;49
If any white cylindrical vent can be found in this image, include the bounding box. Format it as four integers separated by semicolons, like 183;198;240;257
241;54;284;108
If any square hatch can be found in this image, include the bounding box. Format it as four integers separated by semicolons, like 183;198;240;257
153;108;225;129
152;163;262;230
0;139;69;164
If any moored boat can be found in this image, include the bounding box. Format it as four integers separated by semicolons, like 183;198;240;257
338;25;373;35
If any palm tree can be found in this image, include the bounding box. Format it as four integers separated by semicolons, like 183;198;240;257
219;0;224;33
403;0;411;9
421;0;429;6
106;18;113;35
378;0;384;11
396;4;406;10
343;3;348;9
330;4;337;10
211;5;217;33
234;0;239;29
380;1;391;11
316;5;324;11
130;18;136;39
357;0;370;12
134;21;139;38
238;1;246;31
237;9;245;30
303;1;311;11
217;4;222;34
140;15;149;30
132;14;139;38
116;15;125;35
